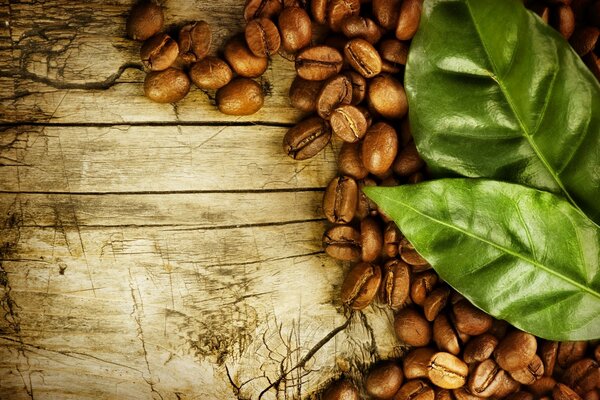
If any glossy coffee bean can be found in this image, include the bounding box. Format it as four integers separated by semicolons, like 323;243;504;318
144;68;190;103
380;39;409;67
540;340;559;376
296;46;344;81
383;221;401;258
452;300;492;336
244;0;283;21
468;359;505;398
338;142;368;179
492;373;520;398
381;259;410;309
365;361;404;399
140;33;179;71
423;286;450;322
563;358;600;395
583;390;600;400
179;21;211;62
570;27;600;56
436;389;454;400
345;38;382;78
595;345;600;363
340;262;382;309
323;225;361;261
361;217;383;262
342;70;367;105
330;105;368;142
368;74;408;119
311;0;329;24
323;176;358;224
361;122;398;175
433;314;461;356
554;383;583;400
216;78;264;115
404;347;436;380
509;355;544;385
317;74;353;119
278;7;311;53
224;36;269;78
356;178;378;219
127;1;164;41
283;116;331;160
246;18;281;57
557;341;588;368
396;0;422;40
495;330;538;372
528;376;557;397
400;238;429;267
463;333;498;364
395;307;432;347
328;0;361;32
189;57;233;90
393;141;425;176
411;271;438;306
453;388;485;400
288;76;322;112
507;392;534;400
341;16;384;44
555;5;576;39
395;380;435;400
322;378;360;400
428;352;469;389
372;0;401;31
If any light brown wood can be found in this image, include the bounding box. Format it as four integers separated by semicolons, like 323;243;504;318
0;1;402;399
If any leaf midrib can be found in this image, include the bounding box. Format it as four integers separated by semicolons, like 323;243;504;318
381;194;600;300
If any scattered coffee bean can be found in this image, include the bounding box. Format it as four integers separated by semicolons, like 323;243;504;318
338;142;369;179
395;307;432;347
380;38;409;67
428;352;469;389
340;262;382;309
361;122;398;175
383;221;401;258
246;17;281;57
341;16;384;44
283;116;331;160
411;270;438;306
356;177;378;219
278;6;312;53
433;314;461;356
558;341;588;368
322;378;360;400
244;0;283;21
216;78;264;115
365;361;404;399
127;1;164;41
563;358;600;395
288;76;322;112
189;57;233;90
323;175;358;224
468;359;505;398
404;347;437;380
510;355;545;385
396;0;422;40
144;68;190;103
495;330;538;372
400;238;429;267
554;383;584;400
224;36;269;78
381;259;410;309
395;380;435;400
394;141;425;176
361;217;383;262
327;0;361;32
372;0;401;31
178;21;211;62
330;104;368;142
317;74;353;119
463;333;499;364
343;70;367;105
296;45;344;81
452;299;492;336
140;33;179;71
541;340;559;376
344;38;382;78
323;224;361;261
368;74;408;119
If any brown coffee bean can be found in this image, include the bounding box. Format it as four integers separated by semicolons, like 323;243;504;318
361;217;383;262
317;74;353;119
400;238;429;267
453;388;485;400
179;21;211;62
563;359;600;395
468;359;505;398
463;333;498;364
216;78;264;116
554;384;583;400
244;0;284;21
408;172;425;184
595;345;600;362
224;36;269;78
558;341;588;368
246;18;281;57
340;262;382;309
189;57;233;90
423;287;450;322
311;0;329;24
509;355;544;385
411;271;438;306
288;76;322;112
342;70;367;105
356;178;378;219
452;300;492;336
395;307;432;347
383;221;401;258
436;389;454;400
555;5;576;39
507;392;535;400
381;259;410;309
584;390;600;400
284;117;331;160
323;225;361;261
278;7;312;52
528;376;557;397
404;347;437;380
393;141;425;176
380;39;409;67
366;361;404;399
127;1;164;41
338;142;369;179
361;122;398;175
367;74;408;119
323;378;360;400
396;0;422;40
342;16;385;44
140;33;179;71
328;0;361;32
296;45;344;80
372;0;401;31
345;38;382;78
144;68;190;103
381;60;402;74
570;27;600;55
540;341;559;376
495;331;537;372
492;373;520;398
323;176;358;224
395;380;435;400
330;105;368;142
433;314;461;356
428;352;469;389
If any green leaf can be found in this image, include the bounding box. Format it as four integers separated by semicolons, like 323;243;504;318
364;179;600;340
405;0;600;224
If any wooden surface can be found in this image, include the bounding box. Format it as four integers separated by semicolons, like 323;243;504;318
0;1;402;399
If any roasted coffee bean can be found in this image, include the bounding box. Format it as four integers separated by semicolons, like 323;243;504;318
467;359;505;398
452;300;492;336
453;388;485;400
323;225;361;261
284;117;331;160
433;314;461;356
224;36;269;78
393;141;425;177
554;383;583;400
495;330;537;372
395;307;432;347
216;78;264;115
127;1;164;41
246;18;281;57
381;60;402;74
338;142;369;179
317;74;353;119
381;259;410;309
558;341;588;368
396;0;422;40
367;74;408;119
341;16;384;44
436;389;454;400
365;361;404;399
361;217;383;262
345;38;382;78
554;5;576;39
189;57;233;90
144;68;190;103
330;105;368;142
323;378;360;400
411;270;438;306
400;238;429;267
383;221;401;258
595;344;600;362
179;21;211;62
563;359;600;395
311;0;329;24
509;355;544;385
508;392;535;400
464;333;498;364
395;380;435;400
541;340;559;376
244;0;283;21
343;70;367;105
296;45;344;80
372;0;401;31
570;27;600;56
380;39;409;67
528;376;558;397
356;177;378;219
404;347;437;380
278;7;312;52
492;373;520;398
323;176;358;224
340;262;382;309
361;122;398;175
408;172;425;184
328;0;361;32
140;33;179;71
289;76;322;112
428;352;469;389
423;286;450;322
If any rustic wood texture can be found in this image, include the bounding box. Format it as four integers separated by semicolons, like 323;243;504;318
0;1;403;399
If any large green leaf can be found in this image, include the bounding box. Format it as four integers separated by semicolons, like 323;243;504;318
405;0;600;224
364;179;600;340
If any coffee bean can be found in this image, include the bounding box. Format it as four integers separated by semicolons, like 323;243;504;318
383;221;401;258
381;259;410;309
558;341;588;368
289;76;322;112
423;286;450;322
408;172;425;184
341;16;385;44
433;314;461;356
361;122;398;175
330;105;368;142
380;39;409;67
381;59;402;74
411;270;438;306
570;27;600;56
528;376;558;397
365;361;404;399
400;238;429;267
563;359;600;395
356;178;379;219
510;355;544;385
395;307;432;347
360;217;383;262
463;333;499;364
216;78;264;115
246;18;281;57
495;330;538;372
467;359;505;398
244;0;284;21
296;45;344;80
540;340;559;376
344;38;382;78
224;36;269;78
396;0;422;40
595;345;600;363
554;383;584;400
367;74;408;119
492;373;520;398
278;7;312;52
127;1;164;41
140;33;179;71
179;21;211;62
189;57;233;90
317;74;353;119
428;352;469;389
507;392;535;400
340;262;382;309
436;389;454;400
144;68;190;103
323;176;358;224
311;0;329;25
453;388;485;400
404;347;437;380
372;0;401;31
322;378;360;400
328;0;361;32
393;141;425;176
338;142;369;179
323;225;361;261
343;70;367;105
452;299;492;336
395;380;435;400
284;117;331;160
